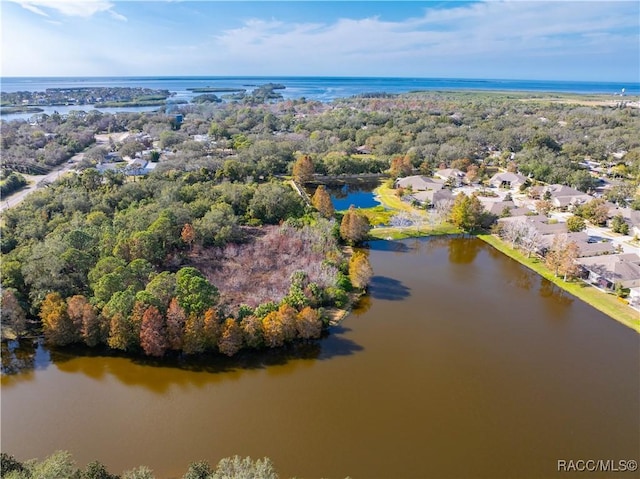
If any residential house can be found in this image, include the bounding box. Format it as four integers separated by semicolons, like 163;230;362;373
395;175;444;191
577;253;640;290
409;188;454;207
481;200;531;217
539;232;615;257
489;172;528;189
543;184;593;210
435;168;465;186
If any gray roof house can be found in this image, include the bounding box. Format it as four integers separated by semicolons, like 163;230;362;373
539;232;616;257
434;168;465;185
489;172;528;189
543;185;593;209
410;188;454;206
577;253;640;289
395;175;444;191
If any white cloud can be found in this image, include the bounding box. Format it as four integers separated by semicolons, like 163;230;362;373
208;1;638;78
9;0;126;19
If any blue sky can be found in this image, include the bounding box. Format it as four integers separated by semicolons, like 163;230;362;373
1;1;638;81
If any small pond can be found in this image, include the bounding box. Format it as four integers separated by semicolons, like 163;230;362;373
307;179;383;210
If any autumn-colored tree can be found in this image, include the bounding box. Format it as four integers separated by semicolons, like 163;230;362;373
340;206;371;245
181;223;196;251
140;306;167;357
107;300;144;351
277;303;298;342
295;307;322;339
218;318;243;357
1;289;27;340
262;311;285;348
311;185;335;219
40;292;78;346
67;295;90;336
67;295;102;347
203;307;221;350
240;315;263;349
349;251;374;290
292;154;314;183
389;155;412;178
165;297;186;350
545;234;580;281
578;197;609;226
183;313;206;355
535;199;553;216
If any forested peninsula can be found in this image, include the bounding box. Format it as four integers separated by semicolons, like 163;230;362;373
1;90;639;359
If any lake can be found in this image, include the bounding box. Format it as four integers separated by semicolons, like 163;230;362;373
1;237;638;478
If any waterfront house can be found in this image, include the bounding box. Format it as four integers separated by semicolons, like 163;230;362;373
577;253;640;290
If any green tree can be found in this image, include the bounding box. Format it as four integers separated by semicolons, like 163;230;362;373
176;267;219;317
248;182;305;224
566;215;586;232
611;215;630;235
449;193;484;233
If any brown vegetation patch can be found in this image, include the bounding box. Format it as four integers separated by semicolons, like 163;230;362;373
187;223;341;313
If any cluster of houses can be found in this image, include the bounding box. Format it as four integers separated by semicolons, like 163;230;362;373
394;172;640;311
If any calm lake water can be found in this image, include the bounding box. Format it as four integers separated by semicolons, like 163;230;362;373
308;180;382;211
1;237;638;479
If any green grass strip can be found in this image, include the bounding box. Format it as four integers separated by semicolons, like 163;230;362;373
478;234;640;333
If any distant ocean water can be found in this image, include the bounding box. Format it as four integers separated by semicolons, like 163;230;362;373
1;76;637;121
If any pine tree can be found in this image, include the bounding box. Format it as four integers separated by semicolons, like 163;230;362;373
311;185;335;218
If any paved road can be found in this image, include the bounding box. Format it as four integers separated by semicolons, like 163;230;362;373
1;152;83;213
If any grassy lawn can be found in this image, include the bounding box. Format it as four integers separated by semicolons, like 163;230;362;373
373;182;416;212
478;234;640;333
371;224;459;240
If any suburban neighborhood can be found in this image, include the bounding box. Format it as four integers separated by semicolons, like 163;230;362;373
393;170;640;312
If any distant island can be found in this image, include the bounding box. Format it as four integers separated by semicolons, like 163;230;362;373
0;87;173;111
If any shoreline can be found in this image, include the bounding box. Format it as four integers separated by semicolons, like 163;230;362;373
477;234;640;333
369;183;639;332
